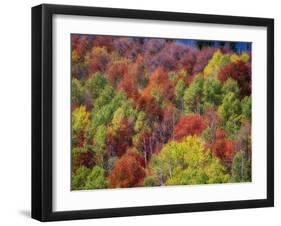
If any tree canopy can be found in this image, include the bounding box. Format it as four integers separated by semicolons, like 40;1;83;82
71;35;252;190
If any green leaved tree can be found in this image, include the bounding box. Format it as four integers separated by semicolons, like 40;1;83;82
183;74;204;114
221;78;240;97
218;92;242;137
72;106;90;146
72;78;84;105
84;166;108;189
72;166;91;190
148;136;230;186
175;79;187;111
93;125;107;167
231;151;251;182
241;96;252;121
202;77;222;110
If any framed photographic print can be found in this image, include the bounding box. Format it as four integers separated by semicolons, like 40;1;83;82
32;4;274;221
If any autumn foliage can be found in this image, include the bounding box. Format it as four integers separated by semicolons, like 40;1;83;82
71;35;252;190
106;62;127;86
218;60;251;97
108;150;145;188
143;67;175;101
206;128;234;165
107;119;134;157
173;115;206;141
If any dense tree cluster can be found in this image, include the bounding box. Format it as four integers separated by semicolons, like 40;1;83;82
71;35;252;190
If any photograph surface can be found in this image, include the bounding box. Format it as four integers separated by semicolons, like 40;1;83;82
71;34;252;190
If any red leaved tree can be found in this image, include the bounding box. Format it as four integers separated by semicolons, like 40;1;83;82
193;47;216;74
118;73;140;102
106;62;127;87
144;67;175;101
88;48;110;75
72;35;91;57
136;93;163;122
108;149;145;188
218;60;251;97
92;35;114;52
206;128;234;166
107;119;134;157
74;151;95;169
173;114;206;141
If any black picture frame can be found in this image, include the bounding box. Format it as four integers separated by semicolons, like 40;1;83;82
32;3;274;222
